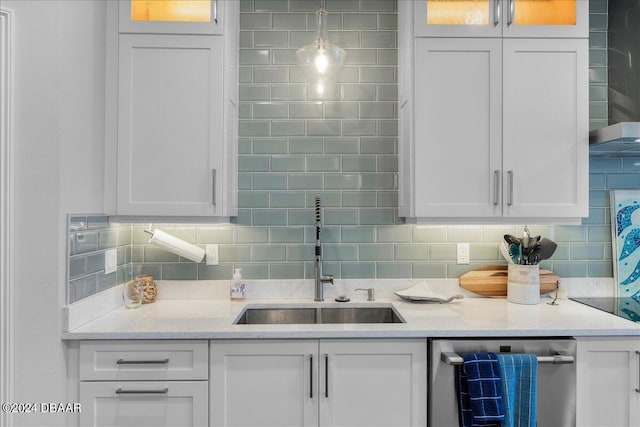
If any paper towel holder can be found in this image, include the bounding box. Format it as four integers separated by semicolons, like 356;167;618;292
143;224;205;263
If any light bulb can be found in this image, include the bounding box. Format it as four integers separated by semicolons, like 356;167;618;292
315;50;328;74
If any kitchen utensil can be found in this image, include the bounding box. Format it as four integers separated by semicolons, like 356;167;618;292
500;240;515;263
508;243;521;264
537;238;558;261
504;234;521;246
459;265;560;297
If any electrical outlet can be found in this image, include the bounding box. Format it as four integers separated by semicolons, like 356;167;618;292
104;249;117;274
206;244;219;266
457;243;469;264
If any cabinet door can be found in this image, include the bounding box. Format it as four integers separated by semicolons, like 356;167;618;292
502;38;588;219
210;340;318;427
413;38;502;218
414;0;502;37
319;340;427;427
79;381;208;427
119;0;224;35
501;0;588;38
576;338;640;427
117;34;224;216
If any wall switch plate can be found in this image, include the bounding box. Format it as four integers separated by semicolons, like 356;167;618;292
104;249;117;274
456;243;469;264
206;244;219;266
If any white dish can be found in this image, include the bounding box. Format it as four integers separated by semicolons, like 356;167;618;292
394;281;464;303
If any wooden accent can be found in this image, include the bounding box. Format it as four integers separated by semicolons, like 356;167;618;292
459;265;560;297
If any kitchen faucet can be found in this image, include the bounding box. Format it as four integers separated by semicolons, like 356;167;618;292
314;197;333;301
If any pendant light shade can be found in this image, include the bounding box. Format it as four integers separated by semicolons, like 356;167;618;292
296;7;346;93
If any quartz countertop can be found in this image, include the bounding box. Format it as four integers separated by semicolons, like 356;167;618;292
62;296;640;340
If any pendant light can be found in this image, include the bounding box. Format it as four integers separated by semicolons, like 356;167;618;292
295;0;346;95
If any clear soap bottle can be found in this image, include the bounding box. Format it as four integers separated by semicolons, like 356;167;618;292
230;268;246;300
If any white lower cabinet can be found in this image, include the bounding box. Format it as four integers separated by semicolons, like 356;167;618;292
210;339;427;427
576;337;640;427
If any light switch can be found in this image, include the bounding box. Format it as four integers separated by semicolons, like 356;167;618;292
105;249;117;274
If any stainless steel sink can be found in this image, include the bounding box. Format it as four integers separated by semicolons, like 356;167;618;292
234;304;405;325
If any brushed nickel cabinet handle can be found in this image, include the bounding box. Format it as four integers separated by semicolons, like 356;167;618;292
116;388;168;395
214;0;219;24
116;358;169;365
636;351;640;393
494;0;501;26
507;0;514;26
324;353;329;398
507;170;514;206
212;168;217;207
309;354;314;398
493;170;500;206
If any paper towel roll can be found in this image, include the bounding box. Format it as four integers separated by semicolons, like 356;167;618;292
149;229;205;263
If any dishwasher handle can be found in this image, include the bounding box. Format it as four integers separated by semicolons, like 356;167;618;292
441;351;574;365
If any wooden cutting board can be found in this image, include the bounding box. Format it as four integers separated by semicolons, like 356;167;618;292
459;265;560;297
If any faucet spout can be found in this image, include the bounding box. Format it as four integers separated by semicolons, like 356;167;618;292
314;197;333;301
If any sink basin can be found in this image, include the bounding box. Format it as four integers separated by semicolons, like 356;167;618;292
234;304;405;325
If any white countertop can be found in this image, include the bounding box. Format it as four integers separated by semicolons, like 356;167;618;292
62;296;640;340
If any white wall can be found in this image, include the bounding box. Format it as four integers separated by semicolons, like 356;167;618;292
3;1;105;425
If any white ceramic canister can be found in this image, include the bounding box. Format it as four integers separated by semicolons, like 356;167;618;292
507;263;540;305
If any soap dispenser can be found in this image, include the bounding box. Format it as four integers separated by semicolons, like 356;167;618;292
230;268;246;300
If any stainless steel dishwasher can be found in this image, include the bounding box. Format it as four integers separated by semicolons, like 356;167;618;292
429;338;576;427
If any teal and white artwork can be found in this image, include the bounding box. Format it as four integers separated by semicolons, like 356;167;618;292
611;190;640;298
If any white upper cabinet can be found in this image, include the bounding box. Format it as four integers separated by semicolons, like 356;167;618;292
414;0;588;38
119;0;224;35
106;0;238;217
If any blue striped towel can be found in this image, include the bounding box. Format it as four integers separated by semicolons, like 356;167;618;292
455;353;504;427
496;354;538;427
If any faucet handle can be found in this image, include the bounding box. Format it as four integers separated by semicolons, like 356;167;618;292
355;288;375;301
321;275;334;285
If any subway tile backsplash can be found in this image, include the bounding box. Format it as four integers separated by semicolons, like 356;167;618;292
67;0;619;304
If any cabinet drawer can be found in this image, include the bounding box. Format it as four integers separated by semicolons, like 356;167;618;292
80;340;208;381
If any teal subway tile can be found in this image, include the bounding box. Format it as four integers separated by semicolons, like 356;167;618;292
254;0;288;11
271;156;305;172
252;209;288;226
447;262;483;278
239;67;252;83
378;226;412;243
552;261;588;277
87;215;108;230
70;276;97;303
198;264;233;280
377;156;398;172
69;256;86;279
290;0;321;12
239;49;270;65
589;173;606;189
590;119;608;132
623;158;640;171
604;245;612;260
305;225;340;243
447;227;483;243
323;102;359;119
360;102;395;119
308;120;341;136
589;32;606;49
361;31;395;48
589;190;609;207
97;271;117;293
253;139;288;154
69;216;87;231
288;209;315;225
220;246;252;262
571;243;605;260
377;191;398;207
589;67;607;84
308;12;342;30
555;225;587;242
481;226;517;243
253;173;288;190
378;13;397;29
341;227;375;243
588;225;611;242
272;121;306;136
289;31;316;48
314;261;340;278
588;261;613;277
378;49;398;65
288;173;323;189
233;263;269;279
98;229;116;250
589;0;607;13
341;263;375;279
590;102;607;120
273;13;308;29
412;262;447;278
361;67;395;83
271;227;305;243
272;49;298;65
239;138;252;154
589;50;607;68
342;84;377;101
362;0;395;11
333;67;360;84
376;263;411;278
239;101;252;119
272;85;307;101
343;13;377;29
325;0;358;11
240;13;272;29
326;31;360;48
253;31;288;47
359;244;393;261
253;102;288;119
253;245;286;261
361;138;395;154
549;244;570;260
290;138;324;154
378;120;398;136
305;191;341;207
341;191;376;207
131;246;143;262
343;156;376;172
429;244;456;260
582;208;607;225
342;120;376;136
359;209;395;225
289;103;323;119
325;174;358;190
344;49;377;65
395;244;428;261
162;263;197;280
239;155;270;172
286;245;315;261
131;263;162;280
254;67;289;83
144;246;180;263
131;227;151;244
469;244;500;261
235;226;269;243
378;85;398;101
197;226;234;244
325;138;360;154
75;231;98;254
117;246;131;265
239;120;269;137
239;173;252;190
324;209;358;225
413;226;447;243
308;84;342;101
360;173;395;189
87;253;104;275
68;234;75;256
271;192;306;207
270;263;305;279
239;31;253;48
308;156;341;172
